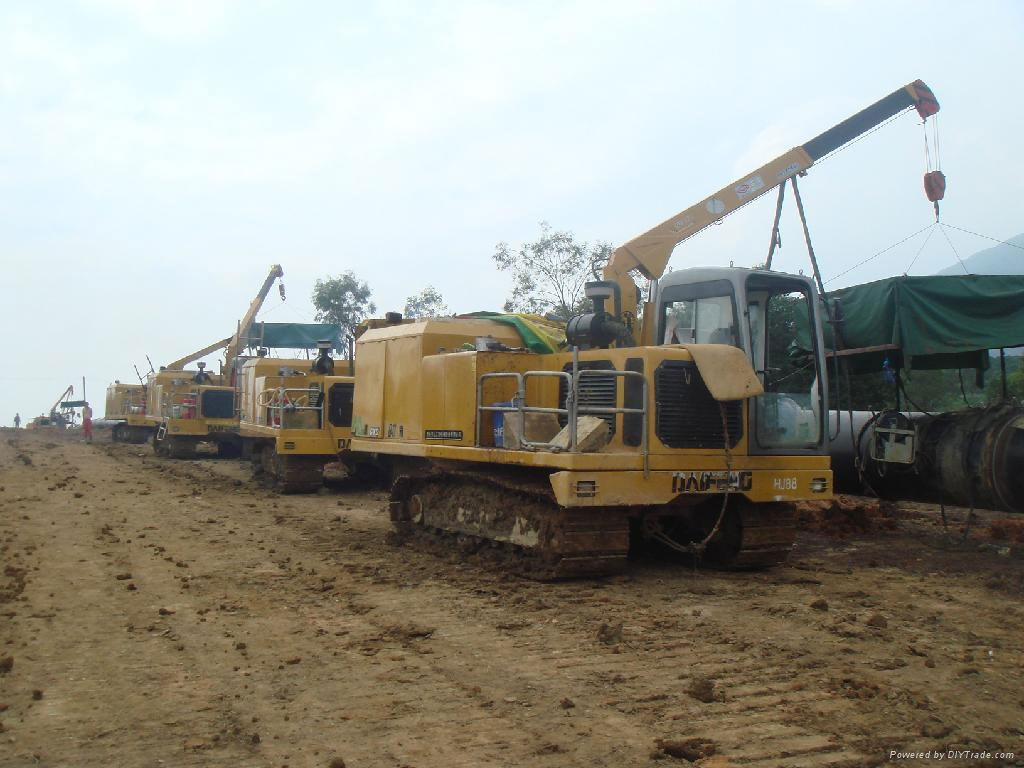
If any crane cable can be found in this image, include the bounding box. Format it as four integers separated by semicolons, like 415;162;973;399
922;113;945;221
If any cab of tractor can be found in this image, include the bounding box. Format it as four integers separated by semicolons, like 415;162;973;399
650;267;828;456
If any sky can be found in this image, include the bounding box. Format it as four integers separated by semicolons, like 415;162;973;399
2;0;1022;420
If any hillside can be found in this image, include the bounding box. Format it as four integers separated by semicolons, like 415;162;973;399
937;232;1024;275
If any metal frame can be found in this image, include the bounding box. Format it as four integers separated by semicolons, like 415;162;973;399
475;354;650;474
161;390;200;420
160;385;238;420
256;386;325;428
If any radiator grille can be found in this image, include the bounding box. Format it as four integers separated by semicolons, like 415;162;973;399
201;389;234;420
558;361;617;435
655;360;742;448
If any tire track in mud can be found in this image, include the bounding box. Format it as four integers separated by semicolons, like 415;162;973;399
1;436;269;767
6;437;1024;767
278;506;876;767
281;494;1024;767
120;446;1024;767
93;444;611;765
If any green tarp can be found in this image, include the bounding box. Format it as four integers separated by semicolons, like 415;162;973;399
825;275;1024;371
245;322;343;351
463;313;567;354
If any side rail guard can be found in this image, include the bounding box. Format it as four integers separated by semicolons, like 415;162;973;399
475;368;650;473
255;386;325;427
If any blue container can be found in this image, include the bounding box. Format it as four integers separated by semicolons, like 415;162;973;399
493;401;513;447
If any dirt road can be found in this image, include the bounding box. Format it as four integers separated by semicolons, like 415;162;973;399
1;430;1022;767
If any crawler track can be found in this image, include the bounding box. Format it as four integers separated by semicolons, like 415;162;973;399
389;467;630;579
389;464;797;577
257;448;325;494
153;434;198;459
704;501;797;568
111;424;151;444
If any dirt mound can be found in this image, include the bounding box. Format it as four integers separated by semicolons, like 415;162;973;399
988;518;1024;544
1;566;27;603
655;737;718;761
795;495;898;537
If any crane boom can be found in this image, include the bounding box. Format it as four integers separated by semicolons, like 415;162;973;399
223;264;285;373
49;385;74;414
164;336;233;370
603;79;939;340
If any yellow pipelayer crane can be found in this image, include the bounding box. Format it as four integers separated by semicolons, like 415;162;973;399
149;265;285;458
104;381;150;443
238;340;356;493
145;338;236;457
27;385;77;430
346;80;940;578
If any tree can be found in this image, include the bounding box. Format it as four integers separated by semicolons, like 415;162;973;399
404;285;449;319
311;271;376;359
493;222;612;322
985;355;1024;403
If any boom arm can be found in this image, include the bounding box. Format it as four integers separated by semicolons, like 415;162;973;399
165;336;233;370
223;264;285;373
49;385;74;414
604;79;940;340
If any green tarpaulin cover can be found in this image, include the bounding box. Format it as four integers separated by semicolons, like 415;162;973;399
463;313;567;354
826;275;1024;371
245;322;343;351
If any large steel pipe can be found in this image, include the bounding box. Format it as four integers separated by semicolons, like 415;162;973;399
828;404;1024;513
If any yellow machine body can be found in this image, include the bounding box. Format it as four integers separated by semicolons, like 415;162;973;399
343;79;940;576
26;417;64;431
104;382;153;442
105;383;147;424
238;357;354;456
145;368;238;456
237;356;355;491
350;317;832;510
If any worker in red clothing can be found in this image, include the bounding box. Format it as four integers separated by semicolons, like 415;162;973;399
82;403;93;442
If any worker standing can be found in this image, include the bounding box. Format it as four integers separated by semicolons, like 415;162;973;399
82;403;93;442
13;413;20;429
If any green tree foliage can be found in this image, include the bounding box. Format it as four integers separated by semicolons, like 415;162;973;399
311;271;376;358
404;285;449;319
831;361;1015;413
493;222;612;322
985;355;1024;402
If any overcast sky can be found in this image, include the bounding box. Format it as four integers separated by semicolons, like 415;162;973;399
3;0;1022;420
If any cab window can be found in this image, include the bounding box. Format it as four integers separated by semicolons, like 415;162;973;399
747;283;821;449
660;280;738;347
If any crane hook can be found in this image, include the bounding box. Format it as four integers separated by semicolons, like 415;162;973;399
924;170;946;222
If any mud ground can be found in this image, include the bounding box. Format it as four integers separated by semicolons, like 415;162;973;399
1;429;1022;768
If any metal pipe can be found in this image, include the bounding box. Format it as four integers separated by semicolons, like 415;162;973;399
829;405;1024;512
569;347;579;451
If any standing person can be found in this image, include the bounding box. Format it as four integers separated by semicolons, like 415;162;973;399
82;403;93;442
13;413;20;429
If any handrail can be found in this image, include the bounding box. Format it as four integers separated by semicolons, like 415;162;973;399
158;384;236;420
575;368;649;476
256;386;323;411
160;390;199;420
476;373;524;447
476;365;649;471
255;386;324;428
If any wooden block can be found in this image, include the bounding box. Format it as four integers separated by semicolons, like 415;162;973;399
550;416;610;453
